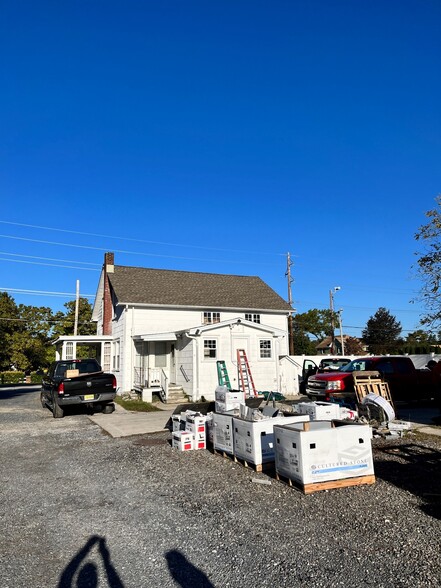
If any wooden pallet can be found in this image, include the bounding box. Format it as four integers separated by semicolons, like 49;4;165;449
213;448;234;459
275;472;376;494
213;448;272;472
353;371;395;407
233;455;274;473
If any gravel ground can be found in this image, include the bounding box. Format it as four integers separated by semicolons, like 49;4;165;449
1;386;440;588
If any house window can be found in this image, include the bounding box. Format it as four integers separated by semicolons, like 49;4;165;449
203;339;217;359
65;342;74;360
103;342;111;372
112;340;120;371
203;312;220;324
245;313;261;324
260;339;272;359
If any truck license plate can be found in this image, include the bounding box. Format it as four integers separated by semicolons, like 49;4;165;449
83;394;94;401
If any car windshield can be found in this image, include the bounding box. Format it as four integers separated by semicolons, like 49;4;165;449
339;359;375;373
321;359;351;369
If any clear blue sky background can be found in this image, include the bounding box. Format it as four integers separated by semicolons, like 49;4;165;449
1;1;440;338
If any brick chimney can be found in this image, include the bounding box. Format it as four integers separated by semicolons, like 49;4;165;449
103;252;114;335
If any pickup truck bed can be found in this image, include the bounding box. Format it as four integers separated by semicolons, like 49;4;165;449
41;359;117;418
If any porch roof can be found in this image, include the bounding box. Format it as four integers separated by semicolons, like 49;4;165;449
52;335;114;345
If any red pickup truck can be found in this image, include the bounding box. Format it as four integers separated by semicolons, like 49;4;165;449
305;356;440;405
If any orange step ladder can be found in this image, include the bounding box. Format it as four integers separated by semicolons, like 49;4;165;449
236;349;257;397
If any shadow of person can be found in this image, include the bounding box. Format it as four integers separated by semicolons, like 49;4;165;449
58;535;124;588
76;562;98;587
165;550;214;588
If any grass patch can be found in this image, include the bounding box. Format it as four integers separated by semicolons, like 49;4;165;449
114;395;161;412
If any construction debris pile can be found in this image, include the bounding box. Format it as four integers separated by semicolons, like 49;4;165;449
171;386;380;494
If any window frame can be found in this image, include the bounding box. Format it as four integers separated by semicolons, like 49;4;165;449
245;313;261;324
203;339;217;360
203;311;221;325
112;340;120;371
259;339;272;359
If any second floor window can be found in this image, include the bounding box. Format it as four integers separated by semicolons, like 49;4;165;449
203;312;220;324
245;313;261;323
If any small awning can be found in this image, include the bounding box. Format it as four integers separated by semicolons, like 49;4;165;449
133;332;177;342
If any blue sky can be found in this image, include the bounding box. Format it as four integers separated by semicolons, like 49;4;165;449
1;0;440;338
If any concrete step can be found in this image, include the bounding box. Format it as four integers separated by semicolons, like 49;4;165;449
167;385;187;403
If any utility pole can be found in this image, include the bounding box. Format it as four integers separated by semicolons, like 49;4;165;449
338;309;345;355
74;279;80;336
286;252;295;355
329;286;341;355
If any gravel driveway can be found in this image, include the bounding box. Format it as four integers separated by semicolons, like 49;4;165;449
1;386;440;588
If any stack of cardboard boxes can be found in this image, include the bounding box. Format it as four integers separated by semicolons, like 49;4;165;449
172;411;208;451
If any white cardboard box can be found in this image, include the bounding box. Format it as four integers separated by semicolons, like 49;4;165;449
232;414;310;465
274;421;374;485
215;386;245;414
213;412;235;454
296;401;341;420
171;414;186;432
172;431;194;451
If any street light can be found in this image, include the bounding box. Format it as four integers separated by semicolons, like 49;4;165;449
329;286;341;354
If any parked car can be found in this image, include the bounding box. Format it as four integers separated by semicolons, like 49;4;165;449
41;359;117;418
305;355;440;405
300;357;352;394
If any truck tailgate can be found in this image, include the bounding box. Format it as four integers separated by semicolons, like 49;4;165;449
63;373;115;396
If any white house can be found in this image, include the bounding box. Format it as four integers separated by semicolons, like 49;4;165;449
54;252;293;402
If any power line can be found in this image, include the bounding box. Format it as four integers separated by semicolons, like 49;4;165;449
0;220;287;257
0;234;279;266
0;257;101;271
0;287;95;298
0;251;101;266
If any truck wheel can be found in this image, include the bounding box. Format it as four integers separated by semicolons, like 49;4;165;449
102;403;115;414
40;392;47;409
52;396;64;419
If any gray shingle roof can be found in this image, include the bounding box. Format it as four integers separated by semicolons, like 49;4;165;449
108;266;291;312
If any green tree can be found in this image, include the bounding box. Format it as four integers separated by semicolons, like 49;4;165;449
293;309;336;341
399;329;439;354
292;330;317;355
415;195;441;327
362;307;402;354
344;336;365;355
0;292;20;370
52;298;96;337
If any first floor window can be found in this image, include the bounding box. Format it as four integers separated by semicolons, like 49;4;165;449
65;342;74;360
260;339;272;359
103;342;111;372
203;312;220;324
204;339;217;359
112;340;120;371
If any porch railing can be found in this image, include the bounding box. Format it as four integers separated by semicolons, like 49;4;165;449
133;366;168;401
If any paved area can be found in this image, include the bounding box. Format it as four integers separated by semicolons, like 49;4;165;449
88;402;177;437
88;398;441;438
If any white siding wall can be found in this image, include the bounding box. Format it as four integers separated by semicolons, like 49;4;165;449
111;310;126;392
129;307;288;338
112;304;289;396
175;336;194;396
192;322;286;401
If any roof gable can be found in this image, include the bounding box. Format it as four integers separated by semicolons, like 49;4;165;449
107;265;291;312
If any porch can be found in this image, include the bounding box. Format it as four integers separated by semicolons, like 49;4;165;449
132;332;186;403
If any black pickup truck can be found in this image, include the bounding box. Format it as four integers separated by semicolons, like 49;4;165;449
41;359;117;418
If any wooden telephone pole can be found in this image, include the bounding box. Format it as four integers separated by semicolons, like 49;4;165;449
286;252;295;355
